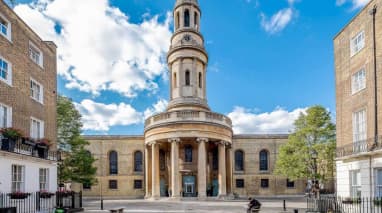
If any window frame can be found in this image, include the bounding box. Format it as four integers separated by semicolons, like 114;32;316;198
39;168;49;191
109;151;118;175
12;165;25;192
350;31;365;57
184;9;190;27
134;151;143;172
184;145;193;163
236;179;244;188
0;57;12;86
30;78;44;104
0;13;11;41
234;150;244;172
259;150;269;171
286;179;295;188
29;42;44;68
30;117;44;139
0;102;12;128
352;68;366;95
109;180;118;190
375;168;382;197
261;179;269;188
350;170;361;198
353;109;367;143
185;70;190;86
134;180;143;189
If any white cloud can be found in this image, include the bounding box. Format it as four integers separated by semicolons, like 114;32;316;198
75;99;142;132
336;0;370;9
14;0;172;97
227;106;307;134
144;99;168;119
260;8;294;34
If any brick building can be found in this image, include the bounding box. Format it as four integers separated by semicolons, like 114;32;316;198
0;0;58;193
335;0;382;198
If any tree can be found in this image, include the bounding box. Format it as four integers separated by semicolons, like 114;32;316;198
57;95;97;187
275;105;336;182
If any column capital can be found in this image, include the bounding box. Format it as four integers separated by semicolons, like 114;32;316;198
216;141;229;146
196;137;208;143
168;138;181;143
147;141;158;146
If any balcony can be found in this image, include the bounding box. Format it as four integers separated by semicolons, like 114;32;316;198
336;138;382;158
0;138;59;161
145;110;232;131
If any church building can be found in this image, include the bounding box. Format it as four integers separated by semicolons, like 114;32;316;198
83;0;306;199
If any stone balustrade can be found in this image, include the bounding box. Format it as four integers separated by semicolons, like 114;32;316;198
145;110;232;130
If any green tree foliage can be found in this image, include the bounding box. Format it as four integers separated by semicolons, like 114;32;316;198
275;105;336;182
57;95;97;186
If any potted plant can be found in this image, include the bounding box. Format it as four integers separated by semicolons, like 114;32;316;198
0;128;23;151
57;189;72;198
36;138;50;158
39;190;55;199
22;137;36;146
7;192;30;200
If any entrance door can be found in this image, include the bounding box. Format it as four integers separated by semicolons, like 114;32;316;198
212;179;219;196
160;178;167;197
183;176;196;197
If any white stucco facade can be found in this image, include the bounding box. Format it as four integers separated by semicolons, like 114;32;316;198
0;151;57;193
336;154;382;198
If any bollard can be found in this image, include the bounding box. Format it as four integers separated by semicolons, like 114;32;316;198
283;200;286;211
294;209;298;213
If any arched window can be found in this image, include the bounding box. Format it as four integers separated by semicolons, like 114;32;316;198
109;151;118;175
134;151;143;172
174;73;177;88
176;12;180;29
185;70;190;86
259;150;269;171
235;150;244;171
194;12;198;28
160;149;166;171
184;9;190;27
185;145;193;162
198;72;202;88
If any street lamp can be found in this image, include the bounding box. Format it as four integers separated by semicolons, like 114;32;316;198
311;150;318;199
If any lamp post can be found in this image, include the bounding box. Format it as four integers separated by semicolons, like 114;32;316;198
100;142;104;210
311;150;318;199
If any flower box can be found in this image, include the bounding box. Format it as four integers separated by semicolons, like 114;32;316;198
22;138;35;146
57;191;73;198
39;192;55;199
1;138;16;152
7;192;30;199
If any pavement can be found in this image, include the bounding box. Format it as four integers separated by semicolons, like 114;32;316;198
82;197;307;213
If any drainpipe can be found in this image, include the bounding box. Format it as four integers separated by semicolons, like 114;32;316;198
370;5;378;146
369;5;377;198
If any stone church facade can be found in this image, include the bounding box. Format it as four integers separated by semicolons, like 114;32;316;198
83;0;306;199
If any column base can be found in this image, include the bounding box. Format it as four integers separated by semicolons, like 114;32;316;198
197;195;207;201
170;196;181;201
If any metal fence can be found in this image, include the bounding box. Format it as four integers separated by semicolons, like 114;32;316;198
0;191;82;213
307;197;382;213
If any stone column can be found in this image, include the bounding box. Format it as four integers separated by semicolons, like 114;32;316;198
145;145;151;198
169;138;181;198
151;142;160;199
197;138;208;199
218;141;227;197
226;145;233;196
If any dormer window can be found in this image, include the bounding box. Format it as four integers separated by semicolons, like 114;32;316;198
29;42;43;67
184;9;190;27
0;14;11;41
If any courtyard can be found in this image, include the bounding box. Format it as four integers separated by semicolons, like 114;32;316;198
83;197;307;213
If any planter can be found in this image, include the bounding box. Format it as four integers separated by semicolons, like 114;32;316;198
7;193;30;200
1;138;16;152
39;192;55;199
36;145;48;158
22;138;35;146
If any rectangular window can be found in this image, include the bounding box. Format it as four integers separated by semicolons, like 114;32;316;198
261;179;269;188
0;58;11;85
351;31;365;56
83;182;91;190
134;180;142;189
30;117;44;139
109;180;118;189
29;42;43;67
30;79;43;103
352;69;366;94
0;103;11;128
350;170;361;197
287;179;295;188
236;179;244;188
353;109;366;143
0;15;11;40
12;165;25;192
39;168;49;191
376;169;382;197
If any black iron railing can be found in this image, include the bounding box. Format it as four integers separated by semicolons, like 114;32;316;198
0;191;82;213
336;138;382;158
307;197;382;213
0;139;60;161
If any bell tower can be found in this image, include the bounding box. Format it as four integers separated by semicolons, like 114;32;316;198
167;0;209;111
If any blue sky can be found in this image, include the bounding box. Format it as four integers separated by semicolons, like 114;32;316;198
10;0;369;135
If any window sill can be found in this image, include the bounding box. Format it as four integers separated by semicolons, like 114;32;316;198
259;170;270;174
0;78;12;87
350;47;364;58
351;88;366;96
234;171;245;175
30;97;44;105
0;32;12;43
